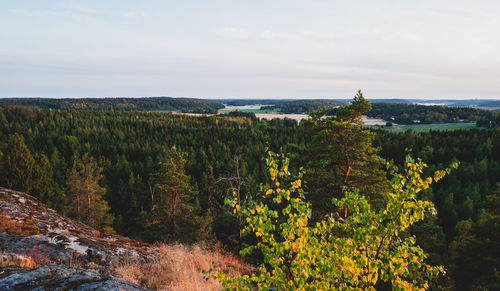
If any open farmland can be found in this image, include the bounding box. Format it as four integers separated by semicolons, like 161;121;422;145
218;105;386;124
377;122;478;132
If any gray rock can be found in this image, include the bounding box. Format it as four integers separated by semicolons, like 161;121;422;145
0;188;159;272
0;265;148;291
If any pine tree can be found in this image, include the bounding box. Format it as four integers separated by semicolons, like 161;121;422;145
150;146;199;241
66;153;114;232
31;153;61;208
0;133;35;193
449;183;500;289
302;91;389;217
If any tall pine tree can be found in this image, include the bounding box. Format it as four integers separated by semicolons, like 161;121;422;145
149;146;200;242
66;153;114;232
302;91;389;218
0;133;35;193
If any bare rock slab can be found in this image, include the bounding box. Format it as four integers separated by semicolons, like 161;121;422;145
0;265;148;291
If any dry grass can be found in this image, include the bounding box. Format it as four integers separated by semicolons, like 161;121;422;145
114;242;252;291
0;212;40;236
0;251;37;268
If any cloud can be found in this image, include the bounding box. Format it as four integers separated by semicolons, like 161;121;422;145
72;4;97;14
7;8;29;15
6;2;99;22
123;11;146;19
215;27;249;39
260;30;274;40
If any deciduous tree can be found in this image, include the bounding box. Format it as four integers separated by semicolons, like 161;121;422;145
212;152;457;290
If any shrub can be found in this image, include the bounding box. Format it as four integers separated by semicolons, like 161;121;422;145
211;152;458;290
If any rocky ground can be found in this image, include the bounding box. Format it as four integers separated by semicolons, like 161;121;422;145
0;187;250;290
0;265;148;290
0;187;158;290
0;188;158;272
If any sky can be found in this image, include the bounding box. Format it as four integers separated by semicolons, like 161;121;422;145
1;0;499;99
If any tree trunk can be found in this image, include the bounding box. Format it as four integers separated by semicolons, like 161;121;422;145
76;192;80;222
87;187;91;226
236;159;242;253
172;190;178;239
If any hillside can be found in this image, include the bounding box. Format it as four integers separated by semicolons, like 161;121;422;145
0;188;158;270
0;188;249;290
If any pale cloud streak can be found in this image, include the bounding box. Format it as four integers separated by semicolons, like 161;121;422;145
215;27;249;39
260;30;274;40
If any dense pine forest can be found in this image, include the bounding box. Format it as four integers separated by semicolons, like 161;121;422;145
0;96;498;289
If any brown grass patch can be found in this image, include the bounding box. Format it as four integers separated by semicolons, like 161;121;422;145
0;212;40;236
0;251;37;268
114;242;252;291
0;192;13;201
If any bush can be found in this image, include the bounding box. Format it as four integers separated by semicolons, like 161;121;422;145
210;152;458;290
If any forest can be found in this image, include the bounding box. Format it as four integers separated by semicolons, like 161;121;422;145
0;97;223;113
0;94;498;289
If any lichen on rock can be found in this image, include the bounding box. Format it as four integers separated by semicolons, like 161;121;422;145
0;188;158;272
0;265;148;290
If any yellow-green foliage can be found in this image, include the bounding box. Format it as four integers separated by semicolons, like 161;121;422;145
212;152;458;290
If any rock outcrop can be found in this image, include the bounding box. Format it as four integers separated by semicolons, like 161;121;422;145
0;187;251;290
0;188;158;272
0;265;147;290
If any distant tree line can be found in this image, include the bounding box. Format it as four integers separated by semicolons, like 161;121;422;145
366;103;500;125
261;99;500;126
0;97;224;113
477;100;500;108
261;99;344;114
216;99;286;106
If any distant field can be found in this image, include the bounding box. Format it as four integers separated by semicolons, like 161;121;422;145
153;106;481;131
155;106;386;123
369;123;479;132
